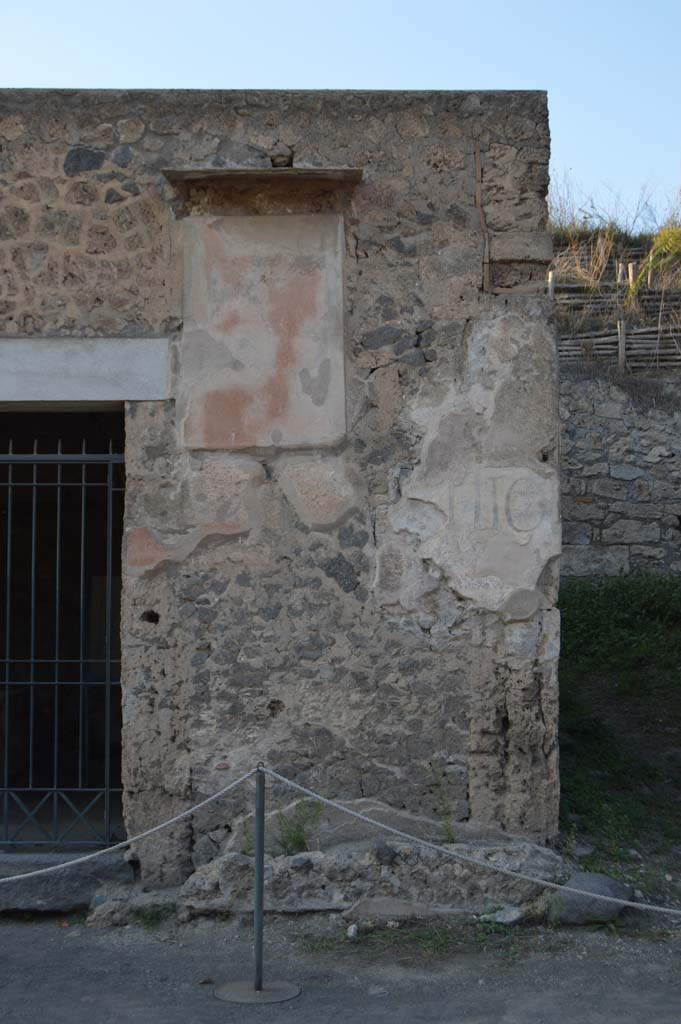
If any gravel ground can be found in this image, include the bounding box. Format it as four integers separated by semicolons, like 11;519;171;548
0;914;680;1023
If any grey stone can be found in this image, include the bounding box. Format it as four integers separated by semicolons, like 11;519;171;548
562;523;591;546
644;445;672;463
602;520;660;544
338;523;370;549
610;465;645;480
322;554;359;592
374;841;399;866
362;325;410;350
63;146;105;176
87;887;179;927
544;872;635;925
182;828;566;919
214;140;269;167
388;236;418;256
596;401;623;418
392;334;419;355
399;349;426;366
0;852;134;912
561;545;629;577
111;145;133;168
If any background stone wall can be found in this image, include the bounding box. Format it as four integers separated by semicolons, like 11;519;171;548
0;90;560;883
560;372;681;576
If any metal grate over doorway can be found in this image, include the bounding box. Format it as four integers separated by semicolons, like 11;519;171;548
0;413;125;847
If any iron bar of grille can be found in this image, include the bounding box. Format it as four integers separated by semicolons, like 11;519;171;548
104;440;113;841
0;454;124;463
0;421;124;848
2;442;12;841
52;441;62;839
0;484;124;489
79;439;86;793
28;443;37;791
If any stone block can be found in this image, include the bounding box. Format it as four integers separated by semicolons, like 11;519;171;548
610;464;645;480
277;455;361;529
0;852;133;912
543;872;634;925
630;545;666;561
490;230;553;263
645;445;673;463
602;519;660;544
0;337;169;402
561;545;629;577
177;213;346;450
180;454;266;529
562;522;591;546
596;401;623;419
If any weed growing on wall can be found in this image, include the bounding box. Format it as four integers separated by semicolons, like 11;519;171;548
275;800;322;856
428;764;457;844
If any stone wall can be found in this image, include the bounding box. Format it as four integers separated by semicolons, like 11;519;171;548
560;372;681;576
0;90;560;884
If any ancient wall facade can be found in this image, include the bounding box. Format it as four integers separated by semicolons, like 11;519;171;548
0;90;560;884
560;373;681;577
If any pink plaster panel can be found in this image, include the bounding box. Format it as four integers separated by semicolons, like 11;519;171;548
177;213;345;450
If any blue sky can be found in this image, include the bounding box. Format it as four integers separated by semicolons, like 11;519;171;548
2;0;680;226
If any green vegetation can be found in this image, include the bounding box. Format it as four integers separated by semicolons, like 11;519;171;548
429;764;457;844
304;921;523;960
559;575;681;876
630;224;681;298
132;904;176;929
275;800;321;856
241;821;254;856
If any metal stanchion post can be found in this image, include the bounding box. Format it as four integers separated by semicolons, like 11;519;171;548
254;765;265;991
214;765;301;1005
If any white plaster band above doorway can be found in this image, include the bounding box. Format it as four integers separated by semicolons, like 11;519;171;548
0;337;170;403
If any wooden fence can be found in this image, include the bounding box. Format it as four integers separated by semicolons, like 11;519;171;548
549;261;681;372
557;323;681;371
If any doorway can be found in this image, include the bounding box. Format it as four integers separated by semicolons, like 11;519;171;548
0;412;124;847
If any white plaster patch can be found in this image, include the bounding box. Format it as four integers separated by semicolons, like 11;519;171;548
374;539;441;611
400;465;560;611
377;314;561;614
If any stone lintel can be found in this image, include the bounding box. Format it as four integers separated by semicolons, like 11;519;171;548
162;167;363;192
0;337;170;403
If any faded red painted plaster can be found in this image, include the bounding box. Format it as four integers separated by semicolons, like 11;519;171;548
185;271;320;449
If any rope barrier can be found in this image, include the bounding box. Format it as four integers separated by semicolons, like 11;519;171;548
0;762;679;920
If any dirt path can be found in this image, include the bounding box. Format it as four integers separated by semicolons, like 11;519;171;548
0;916;679;1024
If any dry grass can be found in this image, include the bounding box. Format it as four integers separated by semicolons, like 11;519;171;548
549;176;681;344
